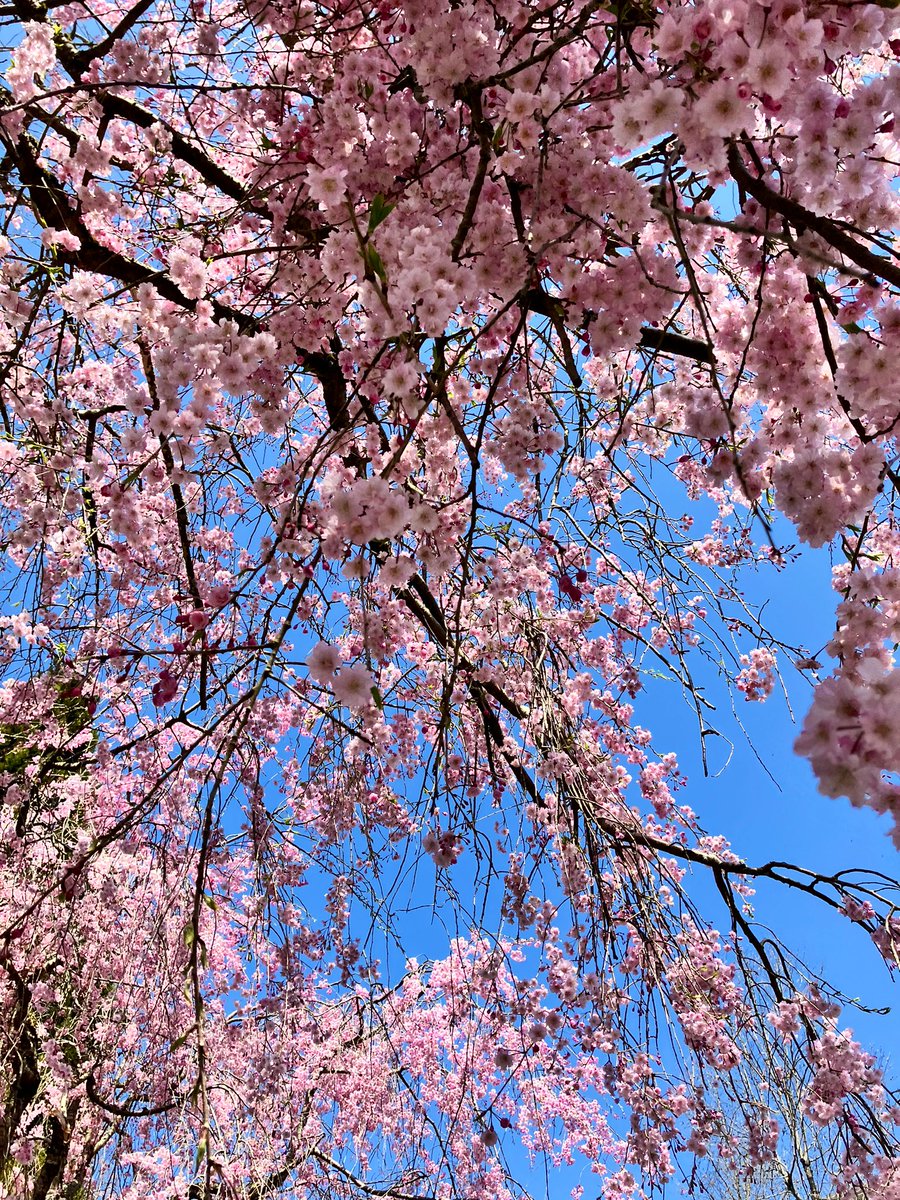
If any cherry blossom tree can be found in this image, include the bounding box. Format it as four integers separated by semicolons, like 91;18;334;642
1;0;900;1197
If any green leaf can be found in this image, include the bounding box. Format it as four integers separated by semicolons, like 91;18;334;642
367;193;394;234
364;243;388;285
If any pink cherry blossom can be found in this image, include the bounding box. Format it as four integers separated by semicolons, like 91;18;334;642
0;0;898;1197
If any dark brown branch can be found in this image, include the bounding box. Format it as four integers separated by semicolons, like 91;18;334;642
638;326;714;364
67;0;157;74
728;142;900;292
522;287;713;368
136;340;209;708
301;347;349;432
399;574;526;719
450;88;492;263
7;0;325;246
6;132;354;438
86;1071;179;1119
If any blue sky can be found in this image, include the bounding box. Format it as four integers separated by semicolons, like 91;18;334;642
638;519;900;1069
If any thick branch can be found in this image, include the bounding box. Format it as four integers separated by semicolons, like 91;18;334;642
728;143;900;292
